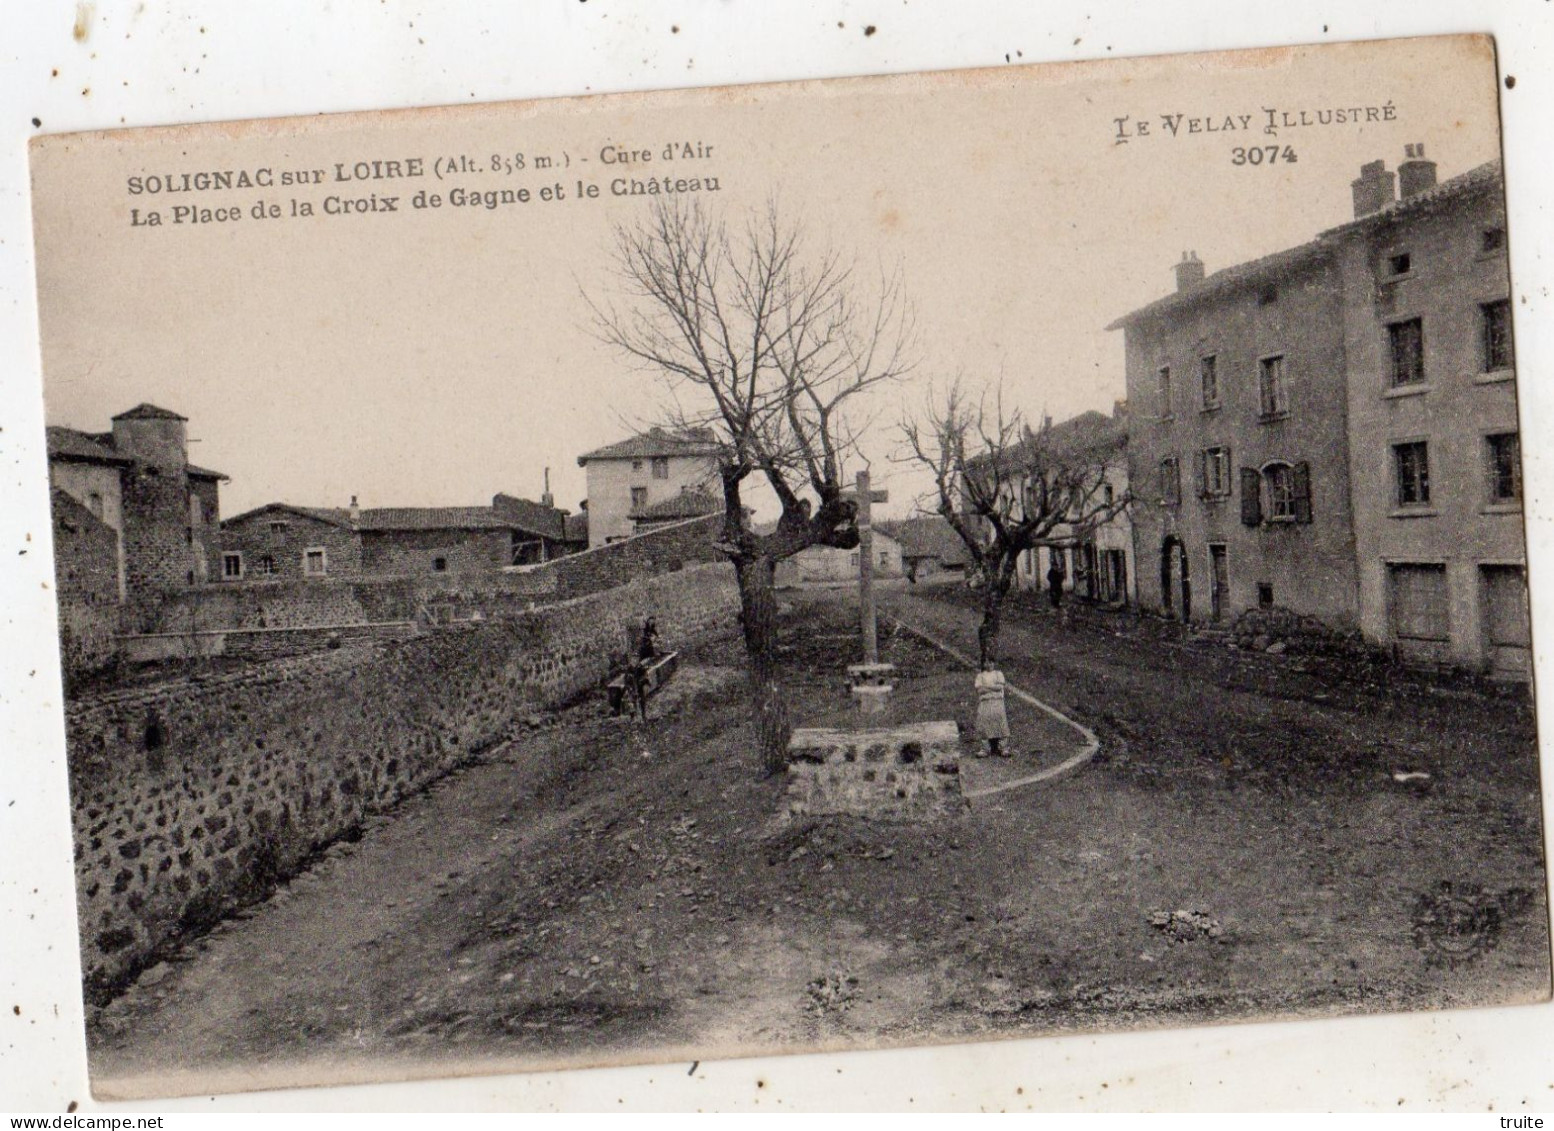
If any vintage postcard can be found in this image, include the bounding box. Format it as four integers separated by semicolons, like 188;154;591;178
29;33;1548;1100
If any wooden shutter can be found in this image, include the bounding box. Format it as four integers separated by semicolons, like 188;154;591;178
1194;450;1207;498
1293;461;1312;523
1240;467;1262;526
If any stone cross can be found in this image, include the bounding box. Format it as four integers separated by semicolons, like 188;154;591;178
854;468;889;664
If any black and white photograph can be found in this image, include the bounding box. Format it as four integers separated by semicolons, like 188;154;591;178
6;10;1554;1113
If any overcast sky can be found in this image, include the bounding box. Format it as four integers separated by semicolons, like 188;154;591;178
33;36;1499;521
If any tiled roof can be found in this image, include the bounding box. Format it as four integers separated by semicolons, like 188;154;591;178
356;507;516;532
187;463;229;481
492;493;569;540
577;426;723;465
111;403;187;421
46;426;130;465
564;512;589;543
631;488;723;522
223;503;355;529
1107;160;1502;331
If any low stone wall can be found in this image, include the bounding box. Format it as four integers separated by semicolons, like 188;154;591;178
785;721;965;820
67;561;738;999
1228;605;1369;658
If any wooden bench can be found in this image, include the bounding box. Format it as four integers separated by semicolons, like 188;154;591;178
607;651;680;717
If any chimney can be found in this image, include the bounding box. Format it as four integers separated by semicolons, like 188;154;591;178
1351;159;1397;218
541;467;554;509
1398;143;1438;199
1173;250;1205;292
349;494;360;525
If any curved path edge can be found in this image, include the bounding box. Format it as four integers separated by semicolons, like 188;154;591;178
886;611;1101;798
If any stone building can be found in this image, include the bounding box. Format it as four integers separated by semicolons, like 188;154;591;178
1109;150;1522;674
576;427;723;548
218;494;576;581
47;403;227;604
630;486;723;535
777;530;904;586
885;516;972;583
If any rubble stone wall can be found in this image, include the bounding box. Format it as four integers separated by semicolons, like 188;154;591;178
66;561;738;999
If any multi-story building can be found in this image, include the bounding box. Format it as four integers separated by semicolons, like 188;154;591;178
576;427;723;548
47;403;227;603
1110;149;1522;674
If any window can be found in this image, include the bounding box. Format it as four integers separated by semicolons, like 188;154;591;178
1157;366;1173;418
1200;355;1219;409
1390;563;1449;641
632;459;643;471
1197;446;1231;498
1265;463;1296;520
651;457;669;479
254;555;276;576
221;552;243;580
1158;458;1181;506
1258;355;1288;417
433;556;448;572
1482;227;1506;254
303;547;327;576
630;486;649;510
1257;583;1275;609
879;551;889;566
1385;251;1412;277
849;552;860;568
1103;482;1115;507
1393;441;1431;507
269;520;288;535
1255;461;1312;524
1388;318;1425;386
1482;299;1513;372
1487;432;1522;503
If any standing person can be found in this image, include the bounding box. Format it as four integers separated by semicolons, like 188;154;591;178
974;660;1011;758
638;615;660;661
1046;552;1066;610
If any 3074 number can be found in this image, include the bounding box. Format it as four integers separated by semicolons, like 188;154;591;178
1232;146;1298;166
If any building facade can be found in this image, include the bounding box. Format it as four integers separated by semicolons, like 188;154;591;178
1330;158;1523;673
1111;150;1523;673
219;494;575;582
577;427;723;547
777;530;904;586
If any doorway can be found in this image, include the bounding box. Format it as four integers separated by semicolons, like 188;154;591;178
1160;537;1191;621
1209;544;1230;622
1481;564;1531;678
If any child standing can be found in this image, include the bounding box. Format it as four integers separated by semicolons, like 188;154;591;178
974;660;1011;758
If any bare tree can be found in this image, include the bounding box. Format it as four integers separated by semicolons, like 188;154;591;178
589;199;913;773
901;381;1129;664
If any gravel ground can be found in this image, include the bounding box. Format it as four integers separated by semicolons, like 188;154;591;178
88;590;1551;1099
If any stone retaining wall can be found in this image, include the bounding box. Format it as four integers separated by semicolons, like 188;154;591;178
67;561;739;999
785;721;965;820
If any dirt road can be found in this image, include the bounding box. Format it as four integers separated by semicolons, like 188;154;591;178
91;592;1550;1098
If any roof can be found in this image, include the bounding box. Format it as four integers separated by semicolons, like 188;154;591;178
46;423;228;479
564;512;589;543
111;403;187;421
357;507;519;533
631;488;723;522
1320;159;1502;238
966;409;1128;477
223;502;355;530
888;515;973;565
46;426;131;466
1107;160;1502;332
577;426;723;465
492;493;569;540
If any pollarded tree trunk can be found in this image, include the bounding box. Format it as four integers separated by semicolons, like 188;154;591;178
977;584;1003;667
735;553;792;775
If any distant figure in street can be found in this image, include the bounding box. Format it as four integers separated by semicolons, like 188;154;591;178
974;660;1011;758
1046;555;1066;610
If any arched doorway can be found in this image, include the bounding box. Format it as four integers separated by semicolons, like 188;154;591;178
1160;537;1191;621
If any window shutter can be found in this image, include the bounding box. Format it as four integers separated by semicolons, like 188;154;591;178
1194;450;1207;498
1293;461;1312;524
1240;467;1262;526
